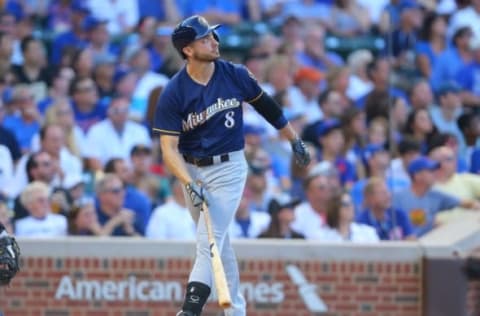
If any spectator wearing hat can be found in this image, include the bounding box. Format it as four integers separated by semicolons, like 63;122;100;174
392;156;476;237
457;112;480;172
357;177;414;241
289;66;324;124
259;194;304;239
130;144;171;207
456;35;480;107
230;190;271;239
350;144;410;213
315;119;356;187
291;172;333;239
146;178;196;240
312;190;379;242
84;96;151;169
430;26;473;92
430;81;464;146
104;158;151;236
50;1;90;65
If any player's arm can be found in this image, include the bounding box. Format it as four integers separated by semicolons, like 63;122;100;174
249;92;310;166
159;134;193;185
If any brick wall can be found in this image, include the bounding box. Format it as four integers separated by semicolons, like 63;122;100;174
0;256;422;316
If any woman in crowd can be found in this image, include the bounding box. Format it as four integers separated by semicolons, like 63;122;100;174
259;195;304;239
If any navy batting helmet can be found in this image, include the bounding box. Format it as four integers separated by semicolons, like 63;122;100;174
171;15;221;58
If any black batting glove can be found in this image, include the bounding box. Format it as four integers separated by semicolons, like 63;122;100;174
185;181;208;208
291;138;310;167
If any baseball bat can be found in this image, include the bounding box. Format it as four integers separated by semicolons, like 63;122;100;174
202;202;232;308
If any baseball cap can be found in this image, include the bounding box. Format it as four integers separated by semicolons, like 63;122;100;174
315;119;341;138
363;143;387;161
294;67;324;84
267;194;301;215
437;81;461;96
71;0;90;14
408;156;440;176
83;16;108;32
130;144;152;156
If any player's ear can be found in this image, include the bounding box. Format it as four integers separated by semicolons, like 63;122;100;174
183;46;193;59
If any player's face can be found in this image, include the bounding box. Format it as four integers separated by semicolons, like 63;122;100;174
191;33;220;62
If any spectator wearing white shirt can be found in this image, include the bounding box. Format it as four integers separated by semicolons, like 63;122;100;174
312;191;379;243
85;96;151;169
86;0;139;37
447;0;480;43
0;144;14;198
291;173;333;239
146;178;196;240
15;181;67;237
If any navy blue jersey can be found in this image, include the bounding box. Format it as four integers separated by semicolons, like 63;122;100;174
153;59;262;157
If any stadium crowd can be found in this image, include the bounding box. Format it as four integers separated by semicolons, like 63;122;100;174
0;0;479;242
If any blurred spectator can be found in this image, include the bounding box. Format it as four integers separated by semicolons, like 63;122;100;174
289;142;319;200
430;26;473;92
409;79;436;110
430;82;464;146
94;173;141;237
0;144;13;198
387;137;422;186
379;0;405;34
350;144;409;212
137;0;180;22
149;25;174;73
104;158;151;235
392;156;476;237
85;96;151;168
447;0;480;42
2;84;41;153
92;58;116;98
357;177;414;240
315;119;356;186
403;108;440;154
258;194;304;239
71;47;94;79
0;31;14;80
456;36;480;107
346;49;374;102
0;11;23;66
146;177;196;240
33;99;86;158
326;0;371;38
68;197;107;236
86;0;139;37
126;46;168;121
49;2;90;65
0;97;21;162
290;66;324;124
243;161;273;213
130;144;171;206
291;172;332;238
15;181;67;237
181;0;241;33
312;190;379;242
63;173;86;204
357;0;389;27
457;112;480;171
341;107;367;171
69;76;107;133
281;0;331;23
278;15;304;54
415;13;447;80
38;66;75;114
0;199;13;234
366;117;388;147
326;66;352;110
12;35;50;101
47;0;76;35
230;190;271;239
84;16;119;65
296;23;343;72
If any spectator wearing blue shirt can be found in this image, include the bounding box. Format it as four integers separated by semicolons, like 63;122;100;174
137;0;181;22
104;158;152;236
2;85;40;153
414;13;447;80
95;173;143;237
430;26;473;92
456;36;480;107
50;1;90;65
392;157;477;237
357;177;414;240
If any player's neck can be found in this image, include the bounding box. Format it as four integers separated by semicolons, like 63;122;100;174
186;61;215;85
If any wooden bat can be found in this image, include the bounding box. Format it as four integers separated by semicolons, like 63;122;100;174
202;202;232;309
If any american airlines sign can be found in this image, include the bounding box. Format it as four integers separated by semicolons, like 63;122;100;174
54;264;327;312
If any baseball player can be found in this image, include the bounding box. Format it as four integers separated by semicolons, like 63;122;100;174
153;15;310;316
